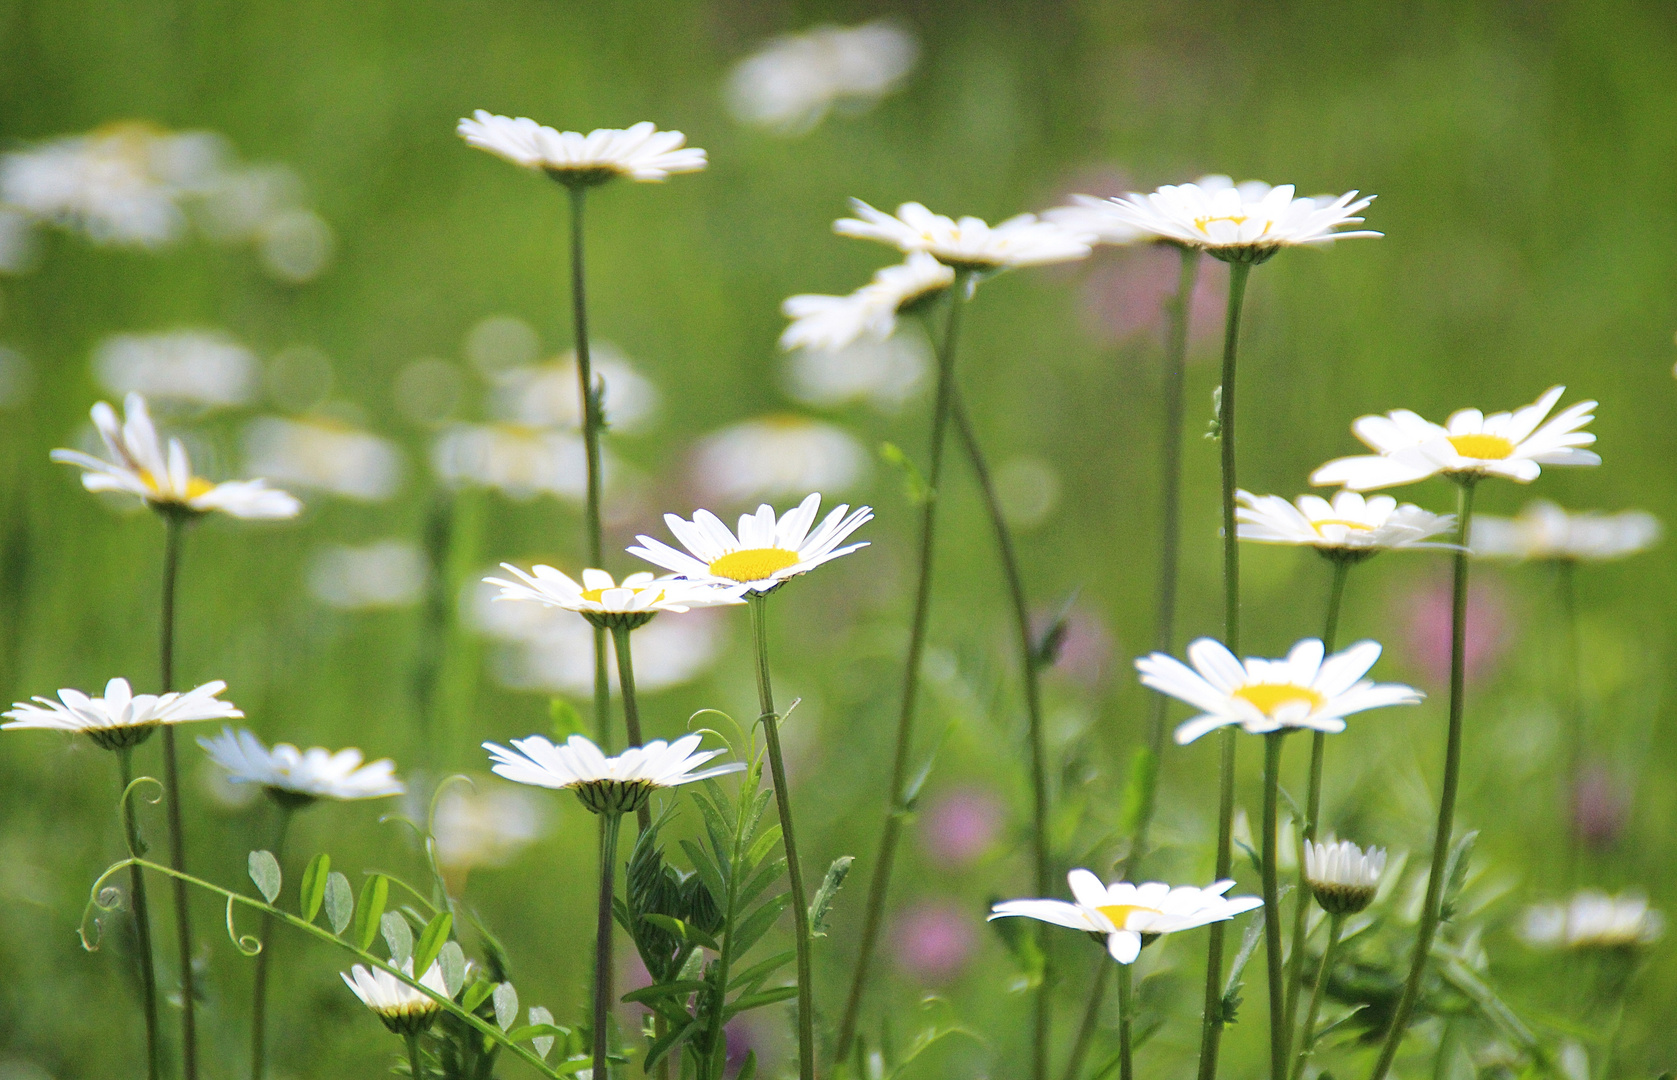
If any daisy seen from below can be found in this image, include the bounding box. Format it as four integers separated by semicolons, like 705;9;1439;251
484;564;746;630
53;392;301;519
484;732;744;815
1135;637;1424;745
457;112;706;185
1303;838;1387;915
834;199;1092;270
4;677;242;751
1520;891;1665;950
1310;386;1599;492
342;960;450;1036
628;491;872;593
197;727;404;806
1236;489;1456;558
780;251;954;352
989;869;1261;963
1100;175;1379;263
1471;500;1660;562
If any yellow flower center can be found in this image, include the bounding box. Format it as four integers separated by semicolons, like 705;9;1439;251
138;470;216;501
1311;519;1373;535
1232;683;1326;718
1097;904;1161;930
1447;433;1515;460
708;548;800;583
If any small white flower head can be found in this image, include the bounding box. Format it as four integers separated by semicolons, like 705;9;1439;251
780;252;955;353
431;781;550;874
456;112;706;186
197;727;404;808
1471;500;1661;562
484;732;745;816
53;393;302;519
988;869;1261;964
342;960;449;1036
726;20;918;135
833;199;1093;271
94;329;259;408
243;416;404;502
1236;490;1456;559
1136;638;1424;745
690;418;868;505
1100;175;1379;263
431;423;605;503
484;564;746;631
1310;386;1599;492
4;678;242;752
1303;838;1387;915
628;492;871;594
1520;891;1665;951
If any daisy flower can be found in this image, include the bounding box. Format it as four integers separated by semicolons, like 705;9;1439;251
197;727;404;806
1043;193;1148;247
1520;891;1664;951
456;112;706;185
1236;490;1456;557
627;492;872;593
989;869;1261;963
1310;386;1599;492
833;199;1093;270
1099;175;1379;263
1135;637;1424;745
342;960;449;1036
1303;838;1386;915
780;252;955;353
483;564;745;631
484;732;745;815
53;393;301;519
1470;500;1660;562
4;677;242;751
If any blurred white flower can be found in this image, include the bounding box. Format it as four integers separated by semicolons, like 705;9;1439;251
244;415;403;501
1044;194;1148;247
0;206;39;273
1520;891;1664;950
490;349;659;433
393;358;464;425
432;781;551;873
784;334;928;412
990;869;1261;964
726;20;918;135
1471;500;1660;562
4;677;242;752
342;960;448;1035
1236;490;1456;554
198;726;404;803
465;315;539;374
308;540;428;610
457;113;706;183
836;199;1092;270
257;208;334;284
432;423;607;501
1101;176;1379;261
1303;838;1386;915
93;329;258;408
995;456;1061;528
780;252;953;353
690;416;867;504
630;491;872;593
196;163;303;242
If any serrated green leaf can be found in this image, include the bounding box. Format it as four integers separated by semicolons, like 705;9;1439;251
324;871;353;935
352;874;388;952
413;910;452;976
298;854;329;923
493;981;518;1031
381;910;413;966
438;940;466;997
808;855;853;937
248;850;281;905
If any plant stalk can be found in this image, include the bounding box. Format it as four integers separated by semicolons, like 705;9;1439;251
407;1031;425;1080
1117;961;1135;1080
1262;731;1289;1080
159;511;198;1080
118;747;163;1080
1290;912;1344;1080
1368;478;1479;1080
250;805;295;1080
593;810;623;1080
610;625;653;835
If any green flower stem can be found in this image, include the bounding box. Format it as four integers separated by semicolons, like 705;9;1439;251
1368;478;1480;1080
1124;244;1201;880
1197;257;1252;1080
749;594;815;1080
593;810;624;1080
159;511;198;1080
609;625;653;835
1282;558;1351;1045
1059;951;1110;1080
1117;961;1135;1080
1261;732;1290;1080
836;270;970;1064
947;388;1051;1080
407;1032;424;1080
1289;912;1344;1080
117;748;162;1080
250;805;295;1080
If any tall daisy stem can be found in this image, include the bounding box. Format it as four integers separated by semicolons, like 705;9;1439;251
407;1031;425;1080
159;511;198;1080
1290;913;1344;1080
836;271;970;1064
1368;478;1479;1080
118;746;162;1080
1197;257;1251;1080
750;594;815;1080
1117;961;1135;1080
948;388;1051;1080
1059;951;1110;1080
1261;731;1289;1080
609;625;652;834
592;810;623;1080
1283;559;1351;1044
250;805;295;1080
565;183;610;749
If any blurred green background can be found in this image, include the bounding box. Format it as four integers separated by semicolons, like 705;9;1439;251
2;1;1676;1077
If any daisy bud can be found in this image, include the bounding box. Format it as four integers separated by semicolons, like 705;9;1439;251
1303;838;1385;915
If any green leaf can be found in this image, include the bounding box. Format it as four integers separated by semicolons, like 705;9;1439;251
1116;748;1159;836
381;910;413;967
880;442;929;504
493;981;518;1031
680;839;728;906
643;1017;696;1073
731;892;791;957
248;850;281;905
808;856;853;938
412;910;452;976
744;823;783;870
1205;385;1223;440
352;874;389;952
438;941;466;997
620;979;708;1004
298;854;329;923
901;719;956;811
527;1006;557;1060
1440;830;1479;922
461;978;495;1014
737;856;786;910
549;697;586;742
324;871;354;935
1221;905;1266;1025
723;985;798;1022
728;949;795;992
736;1050;758;1080
643;914;720;952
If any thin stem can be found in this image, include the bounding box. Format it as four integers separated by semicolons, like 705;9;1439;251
1290;913;1344;1080
1117;961;1135;1080
1557;559;1583;879
750;594;815;1080
159;512;198;1080
948;388;1051;1080
593;811;623;1080
1262;732;1289;1080
836;272;970;1063
1368;479;1479;1080
1124;244;1200;880
610;625;653;835
566;182;611;754
118;748;162;1080
407;1031;425;1080
1196;257;1252;1080
251;805;295;1080
1284;560;1352;1044
1060;951;1110;1080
